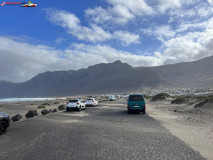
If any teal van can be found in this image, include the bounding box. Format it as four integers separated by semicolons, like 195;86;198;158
127;94;146;114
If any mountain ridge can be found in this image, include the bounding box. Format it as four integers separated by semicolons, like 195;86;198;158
0;56;213;97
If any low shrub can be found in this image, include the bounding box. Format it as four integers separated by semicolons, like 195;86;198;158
0;105;2;107
151;93;171;101
53;102;60;104
195;95;213;108
143;94;151;99
171;97;187;104
37;105;46;109
42;103;50;106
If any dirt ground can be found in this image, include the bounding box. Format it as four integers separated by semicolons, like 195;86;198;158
147;98;213;160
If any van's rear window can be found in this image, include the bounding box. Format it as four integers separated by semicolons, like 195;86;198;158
129;95;144;101
69;100;78;102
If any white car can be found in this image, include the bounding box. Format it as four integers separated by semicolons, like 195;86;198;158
85;98;98;107
66;99;86;111
109;95;117;101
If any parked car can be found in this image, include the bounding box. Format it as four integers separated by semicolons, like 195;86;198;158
85;98;98;107
127;94;146;114
109;95;117;101
66;99;86;111
0;112;10;135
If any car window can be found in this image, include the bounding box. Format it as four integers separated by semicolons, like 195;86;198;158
87;99;93;100
129;95;144;101
69;100;78;102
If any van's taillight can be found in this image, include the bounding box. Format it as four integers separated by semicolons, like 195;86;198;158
128;105;130;109
92;101;94;102
144;105;146;109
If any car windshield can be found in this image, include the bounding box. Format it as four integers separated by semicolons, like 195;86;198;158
69;100;78;102
129;95;144;101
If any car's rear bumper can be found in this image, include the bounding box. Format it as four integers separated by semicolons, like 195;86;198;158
128;106;145;111
86;104;95;106
66;106;79;111
129;108;145;111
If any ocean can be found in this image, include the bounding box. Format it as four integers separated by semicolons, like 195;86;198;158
0;98;56;103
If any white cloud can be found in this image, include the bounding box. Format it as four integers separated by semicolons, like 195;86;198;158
106;0;154;16
141;25;176;41
85;0;153;25
66;43;163;67
208;0;213;5
176;17;213;33
46;9;111;43
160;23;213;64
0;36;67;82
46;9;140;46
112;31;140;46
55;37;66;44
157;0;181;13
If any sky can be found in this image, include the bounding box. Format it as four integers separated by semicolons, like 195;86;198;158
0;0;213;82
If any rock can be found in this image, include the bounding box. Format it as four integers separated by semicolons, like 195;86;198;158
11;114;22;122
52;109;57;113
25;110;38;119
58;105;65;110
49;109;53;113
41;109;49;115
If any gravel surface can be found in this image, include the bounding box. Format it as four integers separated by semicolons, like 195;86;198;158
0;100;205;160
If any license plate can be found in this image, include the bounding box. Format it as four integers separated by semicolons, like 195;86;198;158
134;106;139;107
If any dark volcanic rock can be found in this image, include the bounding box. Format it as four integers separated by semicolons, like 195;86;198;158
41;109;49;115
52;109;57;113
49;109;53;113
58;105;65;110
25;110;38;119
11;114;22;122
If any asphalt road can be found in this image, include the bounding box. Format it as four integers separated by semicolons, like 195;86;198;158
0;100;205;160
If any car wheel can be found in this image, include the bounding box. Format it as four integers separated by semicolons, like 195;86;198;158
84;107;86;110
66;108;69;112
0;121;7;135
78;106;81;111
128;109;131;114
143;110;146;114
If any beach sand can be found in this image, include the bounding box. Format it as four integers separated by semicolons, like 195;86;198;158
147;98;213;160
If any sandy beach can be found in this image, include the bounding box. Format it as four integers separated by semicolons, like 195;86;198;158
147;98;213;160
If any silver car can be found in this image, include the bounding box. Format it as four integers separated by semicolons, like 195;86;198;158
0;112;10;135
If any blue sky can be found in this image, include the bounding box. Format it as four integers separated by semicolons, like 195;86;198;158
0;0;213;82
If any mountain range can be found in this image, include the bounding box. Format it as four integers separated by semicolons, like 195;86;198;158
0;55;213;98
